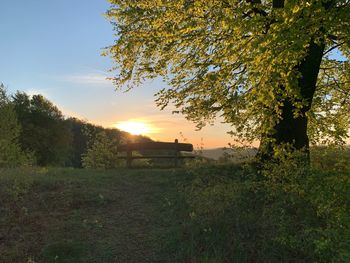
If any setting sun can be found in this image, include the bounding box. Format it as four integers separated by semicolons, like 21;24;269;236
115;121;152;135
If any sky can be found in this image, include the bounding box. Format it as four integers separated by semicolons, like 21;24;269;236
0;0;235;149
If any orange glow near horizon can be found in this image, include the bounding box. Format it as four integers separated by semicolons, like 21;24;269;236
115;120;157;136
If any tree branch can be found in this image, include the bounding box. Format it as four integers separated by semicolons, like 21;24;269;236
323;41;346;56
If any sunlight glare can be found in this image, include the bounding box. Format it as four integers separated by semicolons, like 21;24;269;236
115;121;152;135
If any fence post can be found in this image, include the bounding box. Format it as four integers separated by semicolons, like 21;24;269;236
126;141;132;168
174;139;179;168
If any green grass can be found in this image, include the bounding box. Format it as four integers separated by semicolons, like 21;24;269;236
0;167;188;263
1;147;349;263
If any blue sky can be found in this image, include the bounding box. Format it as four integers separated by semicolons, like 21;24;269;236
0;0;233;148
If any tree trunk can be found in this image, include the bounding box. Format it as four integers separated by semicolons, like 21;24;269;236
257;41;325;162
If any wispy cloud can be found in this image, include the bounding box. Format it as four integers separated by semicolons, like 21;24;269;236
63;72;114;87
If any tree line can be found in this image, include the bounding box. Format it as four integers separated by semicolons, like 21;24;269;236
0;84;151;168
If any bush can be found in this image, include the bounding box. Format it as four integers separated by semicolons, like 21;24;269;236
82;132;122;169
174;154;350;262
311;146;350;171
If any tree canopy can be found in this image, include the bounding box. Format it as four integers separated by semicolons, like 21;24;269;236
106;0;350;155
0;85;29;167
12;92;72;166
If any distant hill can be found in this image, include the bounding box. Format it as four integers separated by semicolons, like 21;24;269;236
198;147;257;161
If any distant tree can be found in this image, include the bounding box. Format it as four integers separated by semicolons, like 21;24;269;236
65;118;91;168
12;92;72;166
6;88;153;167
106;0;350;161
66;118;113;168
49;116;152;168
82;131;121;169
0;84;29;167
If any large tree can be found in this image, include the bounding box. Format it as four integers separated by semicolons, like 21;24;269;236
12;92;72;166
105;0;350;160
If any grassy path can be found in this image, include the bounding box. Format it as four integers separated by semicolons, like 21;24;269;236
0;168;186;263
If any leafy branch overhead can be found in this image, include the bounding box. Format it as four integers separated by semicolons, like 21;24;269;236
106;0;350;150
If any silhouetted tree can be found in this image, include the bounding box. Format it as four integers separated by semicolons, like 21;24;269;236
12;92;72;166
9;91;155;168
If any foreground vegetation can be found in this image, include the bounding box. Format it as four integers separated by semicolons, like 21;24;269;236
0;168;185;263
1;148;349;263
175;150;350;262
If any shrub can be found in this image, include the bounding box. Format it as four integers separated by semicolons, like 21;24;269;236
82;131;122;169
311;145;350;171
175;154;350;262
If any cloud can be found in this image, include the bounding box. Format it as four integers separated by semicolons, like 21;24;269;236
63;73;114;87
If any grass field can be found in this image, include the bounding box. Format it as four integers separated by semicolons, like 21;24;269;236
1;148;350;263
0;168;189;263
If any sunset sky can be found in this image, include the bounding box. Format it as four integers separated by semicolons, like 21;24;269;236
0;0;236;148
